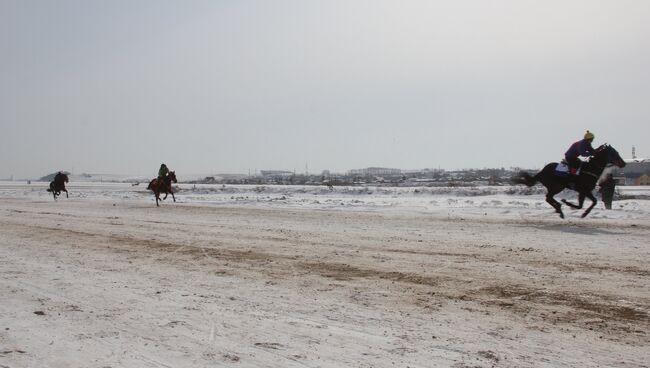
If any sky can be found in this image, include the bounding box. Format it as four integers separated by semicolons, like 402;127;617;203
1;0;649;179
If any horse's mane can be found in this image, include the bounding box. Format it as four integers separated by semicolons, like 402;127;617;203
595;143;610;152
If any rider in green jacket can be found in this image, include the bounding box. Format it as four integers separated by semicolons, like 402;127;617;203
158;163;169;182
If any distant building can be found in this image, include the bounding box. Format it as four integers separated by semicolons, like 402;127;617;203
636;174;650;186
348;167;401;176
614;159;650;185
260;170;293;177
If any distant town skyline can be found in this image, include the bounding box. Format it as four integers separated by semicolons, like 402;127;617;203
2;1;649;179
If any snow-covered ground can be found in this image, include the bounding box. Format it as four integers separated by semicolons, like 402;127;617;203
3;181;650;221
1;182;649;367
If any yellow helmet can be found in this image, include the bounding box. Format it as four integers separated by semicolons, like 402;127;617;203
584;130;594;140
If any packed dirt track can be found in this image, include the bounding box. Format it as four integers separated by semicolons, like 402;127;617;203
1;195;649;368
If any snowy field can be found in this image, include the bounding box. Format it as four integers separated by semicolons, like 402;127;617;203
1;181;649;367
2;181;650;220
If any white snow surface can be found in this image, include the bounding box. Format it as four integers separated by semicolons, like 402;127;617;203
1;181;649;367
4;181;650;221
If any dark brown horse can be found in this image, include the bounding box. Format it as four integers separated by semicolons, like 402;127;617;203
47;172;69;200
147;171;177;206
513;144;626;218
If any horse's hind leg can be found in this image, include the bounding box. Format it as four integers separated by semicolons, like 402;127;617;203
562;193;585;209
581;192;598;218
546;192;564;219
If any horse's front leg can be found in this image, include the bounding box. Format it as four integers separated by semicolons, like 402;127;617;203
64;189;69;198
170;191;176;202
581;192;598;218
163;192;168;200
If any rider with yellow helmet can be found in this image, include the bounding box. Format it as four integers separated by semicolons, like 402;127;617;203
564;131;595;174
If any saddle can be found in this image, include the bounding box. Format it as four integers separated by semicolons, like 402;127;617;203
556;162;572;177
148;178;164;191
153;177;170;191
558;159;583;177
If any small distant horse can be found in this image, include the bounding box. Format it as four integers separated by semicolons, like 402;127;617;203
47;172;69;200
147;171;177;207
513;144;626;218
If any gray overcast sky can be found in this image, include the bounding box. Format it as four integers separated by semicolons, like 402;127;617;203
1;0;649;179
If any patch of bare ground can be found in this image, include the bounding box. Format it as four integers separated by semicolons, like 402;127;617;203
524;259;650;276
473;285;649;342
468;215;650;231
299;261;445;286
388;248;650;278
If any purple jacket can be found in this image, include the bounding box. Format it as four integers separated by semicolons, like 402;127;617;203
565;139;594;160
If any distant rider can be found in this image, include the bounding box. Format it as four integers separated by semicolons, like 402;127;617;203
564;131;595;175
158;163;169;184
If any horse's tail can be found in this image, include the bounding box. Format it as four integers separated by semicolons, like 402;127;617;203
511;171;538;187
147;179;155;190
46;181;54;192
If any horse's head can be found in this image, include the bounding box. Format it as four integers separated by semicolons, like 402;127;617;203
169;171;178;183
595;144;626;168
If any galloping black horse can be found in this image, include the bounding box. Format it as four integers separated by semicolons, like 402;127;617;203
513;144;626;218
47;172;69;200
147;171;177;207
